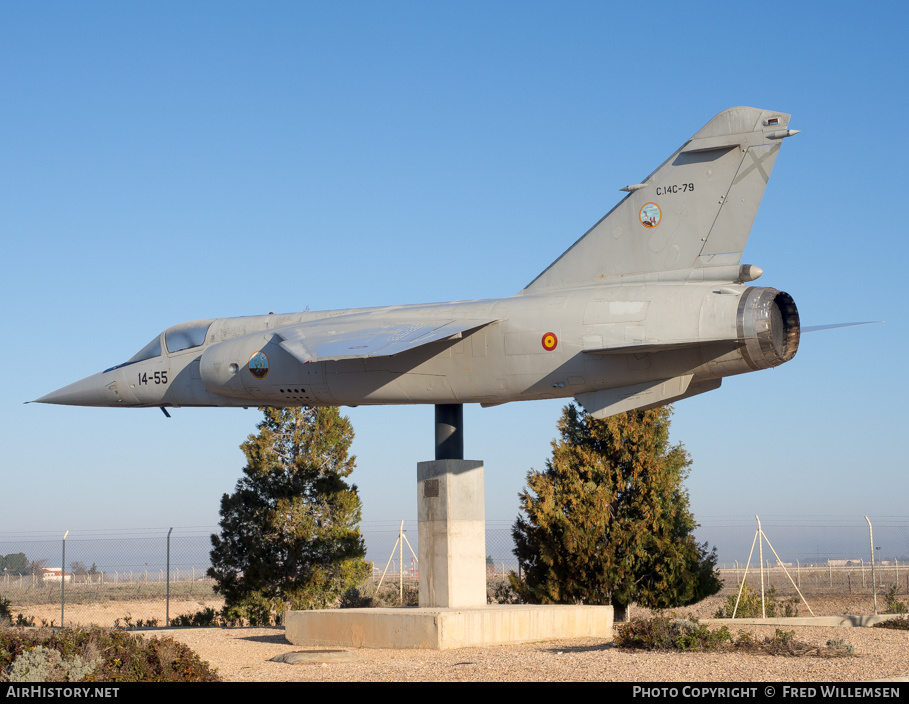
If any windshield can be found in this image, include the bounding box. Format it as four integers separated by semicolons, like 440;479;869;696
105;333;164;372
165;320;214;354
127;334;163;364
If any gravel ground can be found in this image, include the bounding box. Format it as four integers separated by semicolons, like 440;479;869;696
161;596;909;682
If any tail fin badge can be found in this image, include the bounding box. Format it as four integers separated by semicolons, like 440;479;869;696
640;202;661;228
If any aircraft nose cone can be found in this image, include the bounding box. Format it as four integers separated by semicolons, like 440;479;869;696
33;371;119;407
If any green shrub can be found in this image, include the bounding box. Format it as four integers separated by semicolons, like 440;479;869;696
732;629;854;658
488;576;520;605
873;615;909;631
220;593;280;626
884;586;907;614
714;583;799;618
615;614;855;658
339;582;419;608
8;645;101;682
824;638;855;656
169;607;218;628
339;586;374;608
615;613;731;652
0;598;36;628
373;582;418;607
0;627;219;682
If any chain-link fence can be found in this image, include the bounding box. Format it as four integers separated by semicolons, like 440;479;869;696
0;528;218;628
1;517;906;627
694;517;909;600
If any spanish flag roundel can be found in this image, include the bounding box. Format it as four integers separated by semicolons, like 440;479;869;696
541;332;558;351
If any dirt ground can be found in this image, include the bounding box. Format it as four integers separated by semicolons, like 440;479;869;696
8;593;907;682
15;597;224;628
158;595;909;683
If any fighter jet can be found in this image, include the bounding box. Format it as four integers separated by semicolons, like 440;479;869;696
35;106;807;420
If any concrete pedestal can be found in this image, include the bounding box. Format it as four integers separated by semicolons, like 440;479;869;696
417;459;485;608
284;604;614;650
284;433;615;650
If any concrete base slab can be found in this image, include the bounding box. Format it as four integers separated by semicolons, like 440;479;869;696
702;614;906;628
285;604;614;650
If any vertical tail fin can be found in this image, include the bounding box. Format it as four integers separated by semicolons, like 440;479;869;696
522;107;797;293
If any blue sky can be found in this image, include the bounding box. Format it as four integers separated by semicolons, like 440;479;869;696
2;2;906;537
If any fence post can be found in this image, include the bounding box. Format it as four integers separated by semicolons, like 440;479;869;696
756;516;766;619
399;522;406;604
166;527;173;627
61;530;69;627
865;516;877;615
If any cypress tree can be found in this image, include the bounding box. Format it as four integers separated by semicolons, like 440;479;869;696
209;406;370;622
511;404;721;615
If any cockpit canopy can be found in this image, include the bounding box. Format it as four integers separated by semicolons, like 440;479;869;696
164;319;215;354
113;320;215;370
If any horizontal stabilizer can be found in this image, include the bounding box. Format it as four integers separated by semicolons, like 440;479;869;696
575;375;693;419
575;376;724;419
635;378;722;412
276;316;497;363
